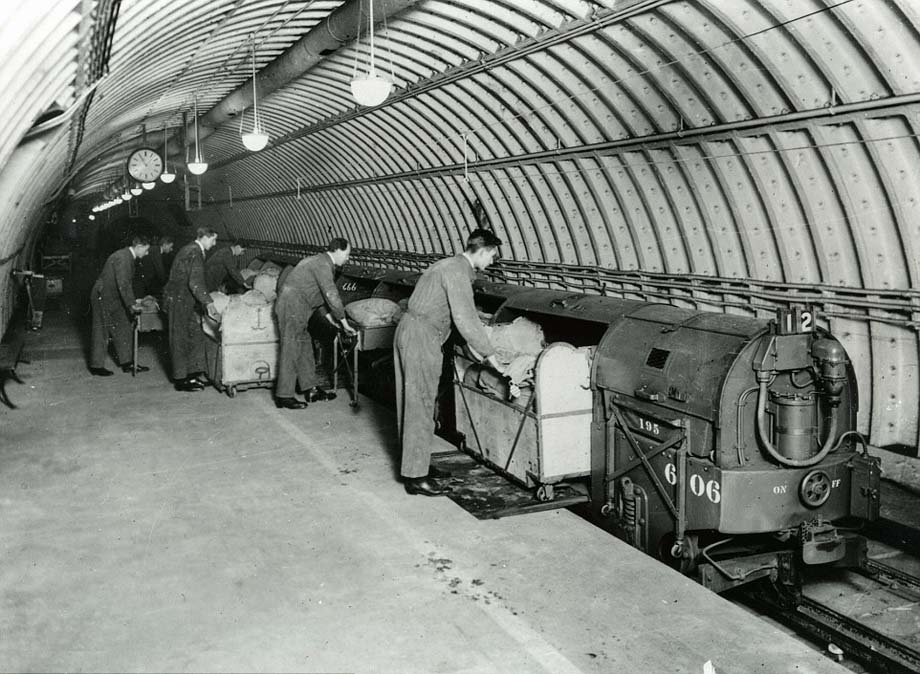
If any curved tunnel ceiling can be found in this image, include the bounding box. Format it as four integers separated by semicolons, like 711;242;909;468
2;0;920;454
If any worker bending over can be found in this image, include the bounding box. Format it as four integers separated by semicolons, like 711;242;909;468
274;237;356;409
88;234;151;376
394;229;504;496
163;227;218;391
205;241;249;293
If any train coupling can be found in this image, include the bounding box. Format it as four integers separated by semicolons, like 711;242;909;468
800;520;867;567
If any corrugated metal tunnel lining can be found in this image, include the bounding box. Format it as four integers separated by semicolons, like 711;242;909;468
1;0;919;454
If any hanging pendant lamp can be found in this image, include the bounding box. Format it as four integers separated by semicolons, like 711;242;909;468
187;97;208;175
160;123;176;183
121;163;133;200
350;0;393;107
241;38;269;152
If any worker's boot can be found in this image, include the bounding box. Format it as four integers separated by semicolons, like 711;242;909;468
404;477;450;497
275;397;308;409
175;377;205;392
306;387;336;403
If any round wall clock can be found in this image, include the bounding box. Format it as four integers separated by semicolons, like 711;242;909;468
127;147;163;182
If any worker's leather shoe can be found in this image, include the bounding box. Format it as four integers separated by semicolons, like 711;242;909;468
89;367;114;377
404;477;450;496
122;364;150;373
428;465;452;479
306;387;336;403
175;378;205;392
275;397;308;410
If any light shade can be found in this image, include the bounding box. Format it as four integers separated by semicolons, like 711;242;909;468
160;124;176;183
350;75;393;107
187;161;208;175
142;181;156;190
188;96;208;175
241;131;270;152
130;186;143;196
241;39;270;152
122;191;132;201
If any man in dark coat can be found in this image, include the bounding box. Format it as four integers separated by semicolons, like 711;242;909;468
163;228;218;391
89;235;151;376
134;235;175;298
394;229;504;496
205;242;249;293
274;237;356;409
150;236;175;293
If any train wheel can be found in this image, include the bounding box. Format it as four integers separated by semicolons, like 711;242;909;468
676;534;700;574
227;386;236;398
536;484;555;502
661;533;701;574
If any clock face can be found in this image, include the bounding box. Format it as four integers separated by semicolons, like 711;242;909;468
127;147;163;182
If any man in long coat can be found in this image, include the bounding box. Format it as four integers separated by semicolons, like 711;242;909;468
274;237;356;409
163;227;218;391
89;235;151;376
394;229;504;496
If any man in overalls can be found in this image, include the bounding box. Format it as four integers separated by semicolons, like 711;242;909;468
88;235;151;376
394;229;504;496
274;237;356;409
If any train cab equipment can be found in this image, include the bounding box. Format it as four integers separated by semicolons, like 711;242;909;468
593;304;880;591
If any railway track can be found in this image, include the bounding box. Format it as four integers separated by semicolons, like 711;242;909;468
737;528;920;673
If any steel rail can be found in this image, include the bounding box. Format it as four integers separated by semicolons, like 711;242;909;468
863;559;920;596
742;589;920;674
794;595;920;674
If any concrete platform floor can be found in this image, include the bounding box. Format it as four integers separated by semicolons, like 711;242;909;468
0;303;847;674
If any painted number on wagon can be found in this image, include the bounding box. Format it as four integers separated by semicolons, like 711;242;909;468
637;416;660;435
663;463;721;504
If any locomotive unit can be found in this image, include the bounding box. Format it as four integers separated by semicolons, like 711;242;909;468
446;286;881;593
